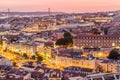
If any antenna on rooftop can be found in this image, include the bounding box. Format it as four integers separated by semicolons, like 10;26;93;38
7;8;10;18
48;8;51;17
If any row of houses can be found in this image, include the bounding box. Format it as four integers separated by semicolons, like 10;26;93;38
55;54;119;73
2;39;53;57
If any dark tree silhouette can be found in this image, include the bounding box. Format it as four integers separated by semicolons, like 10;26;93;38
37;56;43;62
56;32;73;47
23;53;28;59
13;62;17;67
103;28;109;35
64;32;72;38
91;28;100;35
31;55;36;60
108;49;120;60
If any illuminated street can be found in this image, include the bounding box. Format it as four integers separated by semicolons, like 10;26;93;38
0;3;120;79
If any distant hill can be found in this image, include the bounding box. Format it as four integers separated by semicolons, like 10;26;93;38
0;11;64;16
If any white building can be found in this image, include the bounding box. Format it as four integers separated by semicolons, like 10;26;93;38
0;58;12;66
0;23;11;29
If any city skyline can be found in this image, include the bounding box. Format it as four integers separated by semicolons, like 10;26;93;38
1;0;120;79
0;0;120;13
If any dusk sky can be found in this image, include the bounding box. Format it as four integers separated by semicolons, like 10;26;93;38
0;0;120;12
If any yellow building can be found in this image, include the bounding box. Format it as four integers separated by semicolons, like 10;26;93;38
2;39;53;57
55;56;96;69
6;43;36;57
55;55;119;73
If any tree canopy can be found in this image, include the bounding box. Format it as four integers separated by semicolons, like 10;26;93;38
23;53;28;59
35;52;43;62
63;32;72;38
91;28;100;35
37;56;43;62
56;32;73;47
103;28;109;35
108;49;120;60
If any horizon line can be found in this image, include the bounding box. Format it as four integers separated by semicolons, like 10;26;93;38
0;9;120;14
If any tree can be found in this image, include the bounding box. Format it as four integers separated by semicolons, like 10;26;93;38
64;32;72;38
56;38;66;46
31;55;36;60
23;53;28;59
37;55;43;62
13;62;17;67
35;52;43;62
103;28;109;35
91;28;100;35
65;37;73;47
56;32;73;47
56;37;73;47
108;49;120;60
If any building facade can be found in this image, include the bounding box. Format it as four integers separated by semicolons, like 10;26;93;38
55;55;119;73
55;56;96;69
73;34;120;48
